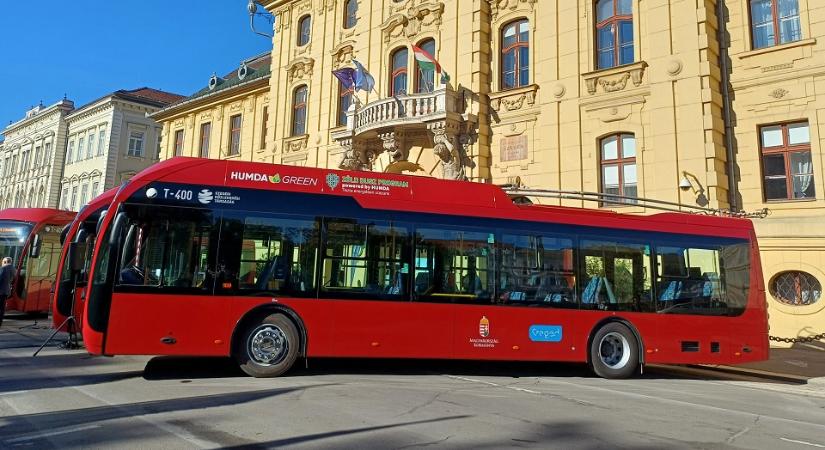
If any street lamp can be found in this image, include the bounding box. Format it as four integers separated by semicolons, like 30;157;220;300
679;171;709;207
248;0;273;39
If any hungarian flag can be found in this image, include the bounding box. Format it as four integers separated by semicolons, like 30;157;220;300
412;45;442;73
413;46;450;84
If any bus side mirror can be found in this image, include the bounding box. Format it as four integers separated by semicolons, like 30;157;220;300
69;242;88;272
30;234;42;259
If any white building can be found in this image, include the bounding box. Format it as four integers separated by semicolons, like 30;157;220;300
61;88;182;211
1;100;75;209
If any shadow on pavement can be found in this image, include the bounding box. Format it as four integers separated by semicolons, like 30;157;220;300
0;370;143;394
141;356;762;382
0;386;323;441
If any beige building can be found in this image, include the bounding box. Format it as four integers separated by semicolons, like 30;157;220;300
1;99;75;209
61;88;183;211
241;0;823;340
154;53;271;161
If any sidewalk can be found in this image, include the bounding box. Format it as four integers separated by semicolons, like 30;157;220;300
702;341;825;383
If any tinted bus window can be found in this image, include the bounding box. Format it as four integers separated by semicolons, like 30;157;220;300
500;234;577;307
580;239;653;312
414;228;495;303
237;215;319;296
321;219;410;300
116;205;215;291
656;242;749;316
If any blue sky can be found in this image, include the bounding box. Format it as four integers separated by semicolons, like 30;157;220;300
0;1;271;129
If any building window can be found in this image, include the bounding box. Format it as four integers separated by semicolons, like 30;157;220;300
501;19;530;90
66;141;75;164
298;15;311;46
596;0;634;69
70;186;78;210
87;132;95;158
390;47;408;96
344;0;357;29
128;131;145;157
338;85;354;126
77;137;84;162
98;129;106;156
771;271;822;306
416;39;437;93
600;133;637;205
43;143;51;166
229;115;242;156
760;121;814;201
260;106;269;150
61;188;68;209
37;187;45;207
174;130;185;156
92;181;99;197
80;183;89;207
200;122;212;158
34;146;41;168
750;0;801;49
292;86;308;136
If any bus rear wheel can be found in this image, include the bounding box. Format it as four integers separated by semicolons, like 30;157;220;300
236;313;299;378
590;322;639;379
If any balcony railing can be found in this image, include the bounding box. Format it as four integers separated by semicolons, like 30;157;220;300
342;86;460;137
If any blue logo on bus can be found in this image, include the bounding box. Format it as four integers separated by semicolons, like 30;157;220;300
529;325;563;342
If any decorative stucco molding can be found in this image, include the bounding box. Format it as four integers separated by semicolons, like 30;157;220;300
583;61;648;95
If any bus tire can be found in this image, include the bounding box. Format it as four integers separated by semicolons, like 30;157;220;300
235;313;299;378
590;322;639;379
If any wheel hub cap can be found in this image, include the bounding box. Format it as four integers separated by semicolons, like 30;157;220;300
249;325;288;366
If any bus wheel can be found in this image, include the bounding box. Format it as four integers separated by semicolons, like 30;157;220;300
590;322;639;379
236;314;299;378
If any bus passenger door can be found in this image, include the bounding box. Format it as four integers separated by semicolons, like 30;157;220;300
104;206;230;356
25;229;63;313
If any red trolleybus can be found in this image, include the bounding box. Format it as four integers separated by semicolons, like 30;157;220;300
82;158;768;379
0;208;74;319
52;189;117;333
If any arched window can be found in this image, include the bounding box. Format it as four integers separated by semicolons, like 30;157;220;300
338;84;354;126
297;16;312;46
415;39;437;94
596;0;633;69
344;0;358;29
600;133;637;205
501;19;530;90
37;187;45;208
390;47;408;96
292;85;308;136
28;188;35;207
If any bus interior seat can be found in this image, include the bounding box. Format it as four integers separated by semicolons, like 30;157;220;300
415;272;430;294
659;280;683;301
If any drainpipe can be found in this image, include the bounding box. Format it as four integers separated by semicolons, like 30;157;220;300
717;0;738;211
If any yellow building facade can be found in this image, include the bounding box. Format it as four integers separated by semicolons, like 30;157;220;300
241;0;822;341
154;53;272;162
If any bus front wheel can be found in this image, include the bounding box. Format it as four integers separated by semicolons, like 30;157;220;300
236;314;300;378
590;322;639;379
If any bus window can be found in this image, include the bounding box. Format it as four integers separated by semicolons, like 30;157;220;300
321;219;410;300
580;240;653;312
500;234;576;307
235;215;319;296
415;228;494;303
655;243;748;316
115;206;215;291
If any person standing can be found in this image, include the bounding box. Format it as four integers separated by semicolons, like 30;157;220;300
0;257;14;328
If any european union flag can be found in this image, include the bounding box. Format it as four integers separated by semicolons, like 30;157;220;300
332;68;356;90
352;59;376;93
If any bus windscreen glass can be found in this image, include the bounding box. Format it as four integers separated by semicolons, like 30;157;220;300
0;221;33;266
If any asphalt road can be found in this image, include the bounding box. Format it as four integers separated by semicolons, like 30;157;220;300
1;317;824;449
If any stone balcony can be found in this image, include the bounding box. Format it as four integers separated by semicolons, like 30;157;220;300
331;86;476;180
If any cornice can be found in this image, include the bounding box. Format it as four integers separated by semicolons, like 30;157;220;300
152;75;270;121
66;100;115;125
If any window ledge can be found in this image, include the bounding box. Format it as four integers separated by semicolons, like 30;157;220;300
283;135;309;153
765;197;818;204
738;38;817;59
582;61;648;95
489;85;540;112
